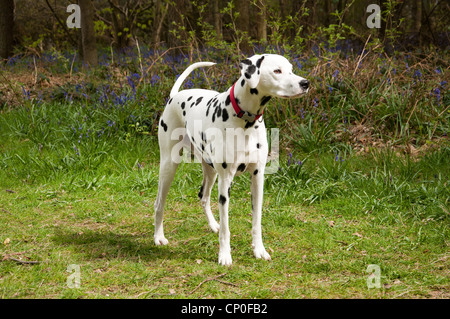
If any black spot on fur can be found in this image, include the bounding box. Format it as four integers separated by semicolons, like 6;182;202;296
247;65;256;75
245;120;256;129
256;143;261;149
208;162;214;168
241;59;252;66
260;96;272;106
253;169;259;175
241;79;246;87
222;108;229;122
196;97;203;105
219;195;227;205
160;119;168;132
228;187;231;197
183;111;186;116
225;95;231;106
181;102;185;109
245;72;251;79
200;131;206;141
168;98;173;104
256;56;265;68
222;162;227;169
206;105;211;116
237;163;246;172
250;88;259;95
187;96;193;101
198;185;204;199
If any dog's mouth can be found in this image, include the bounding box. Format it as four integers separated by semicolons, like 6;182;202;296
281;90;308;98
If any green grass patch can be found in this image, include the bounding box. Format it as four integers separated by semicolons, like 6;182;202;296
0;48;448;298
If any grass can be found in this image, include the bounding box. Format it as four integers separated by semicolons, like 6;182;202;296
0;46;449;299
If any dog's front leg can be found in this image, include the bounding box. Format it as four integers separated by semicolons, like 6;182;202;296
217;175;232;266
251;167;271;261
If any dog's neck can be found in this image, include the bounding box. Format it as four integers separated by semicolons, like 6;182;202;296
231;78;271;118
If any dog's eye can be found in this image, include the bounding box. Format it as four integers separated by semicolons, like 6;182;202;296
274;69;282;74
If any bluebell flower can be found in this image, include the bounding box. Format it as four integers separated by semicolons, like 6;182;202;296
434;88;441;103
333;70;339;80
414;70;422;81
313;97;318;107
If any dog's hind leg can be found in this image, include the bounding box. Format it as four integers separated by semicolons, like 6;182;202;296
199;160;219;233
154;156;179;246
154;113;183;246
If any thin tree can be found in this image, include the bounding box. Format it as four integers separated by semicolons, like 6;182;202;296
79;0;98;67
0;0;15;59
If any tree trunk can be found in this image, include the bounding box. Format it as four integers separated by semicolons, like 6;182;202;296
153;0;169;46
324;0;332;26
413;0;422;45
213;0;222;40
0;0;15;59
256;0;267;42
79;0;98;67
236;0;250;50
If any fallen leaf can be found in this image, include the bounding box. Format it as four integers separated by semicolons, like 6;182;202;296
169;289;176;295
353;232;363;238
196;259;202;264
3;238;10;245
328;221;335;227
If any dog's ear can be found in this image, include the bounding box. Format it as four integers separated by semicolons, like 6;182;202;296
239;55;265;89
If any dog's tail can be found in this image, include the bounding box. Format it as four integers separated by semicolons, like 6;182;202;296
170;62;216;98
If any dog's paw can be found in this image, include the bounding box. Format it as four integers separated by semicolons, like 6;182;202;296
218;252;233;266
209;221;220;233
154;236;169;246
253;247;271;261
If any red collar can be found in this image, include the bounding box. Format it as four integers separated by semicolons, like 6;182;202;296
230;82;263;121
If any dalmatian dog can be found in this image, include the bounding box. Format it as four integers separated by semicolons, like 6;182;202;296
154;54;309;266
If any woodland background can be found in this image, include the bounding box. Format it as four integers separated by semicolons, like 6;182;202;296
0;0;449;64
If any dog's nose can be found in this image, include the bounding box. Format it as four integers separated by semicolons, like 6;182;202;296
299;80;309;90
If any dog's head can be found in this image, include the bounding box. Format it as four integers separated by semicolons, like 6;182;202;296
239;54;309;98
